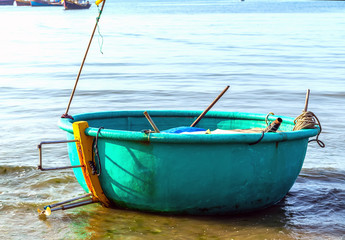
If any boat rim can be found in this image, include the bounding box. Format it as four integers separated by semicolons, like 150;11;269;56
58;110;319;144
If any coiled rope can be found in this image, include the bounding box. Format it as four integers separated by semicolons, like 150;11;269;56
293;111;325;148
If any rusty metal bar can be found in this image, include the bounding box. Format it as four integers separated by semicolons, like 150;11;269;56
49;198;96;212
45;193;92;209
37;139;84;171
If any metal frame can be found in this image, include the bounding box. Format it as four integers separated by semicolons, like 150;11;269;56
38;193;97;216
37;140;84;171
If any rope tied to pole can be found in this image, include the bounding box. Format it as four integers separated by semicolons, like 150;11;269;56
293;111;318;130
292;89;325;148
293;111;325;148
96;6;104;54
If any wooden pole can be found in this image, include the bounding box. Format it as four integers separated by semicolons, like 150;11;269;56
190;85;230;127
304;89;310;112
143;111;160;133
62;0;106;119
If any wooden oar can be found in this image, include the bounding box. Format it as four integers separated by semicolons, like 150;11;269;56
190;85;230;127
143;111;160;133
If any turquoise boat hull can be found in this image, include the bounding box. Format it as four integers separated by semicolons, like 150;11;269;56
59;110;319;215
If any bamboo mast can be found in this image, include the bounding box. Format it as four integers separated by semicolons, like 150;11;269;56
62;0;107;119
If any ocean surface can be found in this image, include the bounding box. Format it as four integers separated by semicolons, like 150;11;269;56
0;0;345;239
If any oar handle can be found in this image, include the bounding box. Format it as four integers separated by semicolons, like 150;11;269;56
190;85;230;127
304;89;310;112
143;111;160;133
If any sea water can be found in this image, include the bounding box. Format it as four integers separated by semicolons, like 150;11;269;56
0;0;344;239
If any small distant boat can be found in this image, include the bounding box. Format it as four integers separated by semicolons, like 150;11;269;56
64;0;90;10
15;0;31;6
30;0;62;6
0;0;14;5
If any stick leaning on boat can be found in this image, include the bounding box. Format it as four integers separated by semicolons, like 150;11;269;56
190;85;230;127
62;0;106;120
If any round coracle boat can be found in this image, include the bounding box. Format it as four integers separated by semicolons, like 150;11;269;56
58;110;319;215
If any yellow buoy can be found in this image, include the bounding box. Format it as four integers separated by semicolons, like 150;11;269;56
45;207;52;216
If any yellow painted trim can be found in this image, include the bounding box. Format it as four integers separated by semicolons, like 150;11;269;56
73;121;111;207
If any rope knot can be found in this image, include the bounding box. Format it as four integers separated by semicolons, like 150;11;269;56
293;111;317;130
293;111;325;148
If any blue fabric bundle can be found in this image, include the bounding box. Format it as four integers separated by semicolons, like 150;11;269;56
162;126;206;134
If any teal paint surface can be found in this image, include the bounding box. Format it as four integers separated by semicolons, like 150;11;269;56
59;110;318;215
